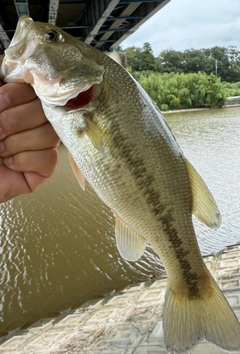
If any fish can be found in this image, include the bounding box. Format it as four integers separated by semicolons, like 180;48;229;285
1;16;240;353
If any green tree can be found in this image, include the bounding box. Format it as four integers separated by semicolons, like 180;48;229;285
125;46;142;71
125;43;161;72
158;49;185;73
125;44;240;83
140;42;157;71
183;49;214;74
226;46;240;82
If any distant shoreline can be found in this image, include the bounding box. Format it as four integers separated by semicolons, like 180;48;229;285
163;104;240;114
163;107;209;114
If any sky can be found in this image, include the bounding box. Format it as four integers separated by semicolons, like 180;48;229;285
121;0;240;56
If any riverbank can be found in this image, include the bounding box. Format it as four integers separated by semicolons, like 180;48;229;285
0;244;239;354
163;107;209;114
163;98;240;114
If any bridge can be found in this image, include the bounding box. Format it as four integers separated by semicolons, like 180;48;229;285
0;0;170;54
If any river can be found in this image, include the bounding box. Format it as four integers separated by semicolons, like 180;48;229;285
0;106;239;336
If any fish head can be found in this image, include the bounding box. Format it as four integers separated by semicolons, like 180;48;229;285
1;16;104;107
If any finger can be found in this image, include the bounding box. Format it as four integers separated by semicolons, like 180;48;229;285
22;172;49;193
0;122;60;157
0;156;31;201
3;148;59;178
0;83;36;113
0;98;47;140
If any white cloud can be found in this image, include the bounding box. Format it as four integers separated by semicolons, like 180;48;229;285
122;0;240;56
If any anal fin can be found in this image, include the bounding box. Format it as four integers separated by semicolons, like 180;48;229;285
115;215;147;261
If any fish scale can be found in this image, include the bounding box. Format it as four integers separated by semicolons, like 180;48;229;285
1;15;240;354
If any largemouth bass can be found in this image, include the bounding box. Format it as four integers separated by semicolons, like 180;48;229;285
1;16;240;353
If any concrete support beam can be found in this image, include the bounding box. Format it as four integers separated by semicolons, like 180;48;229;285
0;23;10;49
14;0;30;17
110;0;170;49
48;0;60;25
85;0;120;45
94;1;141;48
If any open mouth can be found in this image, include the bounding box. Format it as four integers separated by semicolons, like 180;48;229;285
64;85;95;109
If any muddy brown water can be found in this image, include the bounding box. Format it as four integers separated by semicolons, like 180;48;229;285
0;106;239;336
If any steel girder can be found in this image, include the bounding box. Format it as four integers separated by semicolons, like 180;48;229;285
0;0;170;54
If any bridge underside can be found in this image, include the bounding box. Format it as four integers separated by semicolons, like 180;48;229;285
0;0;169;54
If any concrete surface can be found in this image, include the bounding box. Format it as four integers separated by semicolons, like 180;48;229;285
0;244;239;354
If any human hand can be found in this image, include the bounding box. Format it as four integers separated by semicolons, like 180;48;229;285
0;82;60;203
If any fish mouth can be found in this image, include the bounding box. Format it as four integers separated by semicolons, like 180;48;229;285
2;17;37;83
2;16;104;109
4;17;34;60
39;81;102;110
64;85;95;109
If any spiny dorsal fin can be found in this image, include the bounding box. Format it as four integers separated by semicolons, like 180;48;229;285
85;117;105;154
68;151;85;191
115;215;147;261
185;158;221;229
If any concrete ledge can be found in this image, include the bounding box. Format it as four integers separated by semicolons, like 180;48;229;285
224;96;240;106
0;244;240;353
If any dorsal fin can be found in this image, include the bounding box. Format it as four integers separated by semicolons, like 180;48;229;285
68;152;85;191
185;158;221;229
115;215;147;261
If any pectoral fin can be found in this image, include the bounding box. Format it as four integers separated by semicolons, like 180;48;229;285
115;215;147;261
85;117;105;154
185;158;221;229
68;152;85;191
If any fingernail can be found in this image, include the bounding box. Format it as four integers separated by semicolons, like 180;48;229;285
0;92;10;112
0;141;5;153
3;156;12;166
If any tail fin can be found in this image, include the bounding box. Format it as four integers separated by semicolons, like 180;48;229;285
163;274;240;353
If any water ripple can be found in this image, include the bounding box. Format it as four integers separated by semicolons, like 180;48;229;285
167;107;240;255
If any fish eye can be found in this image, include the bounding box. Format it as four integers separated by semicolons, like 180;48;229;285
44;30;58;42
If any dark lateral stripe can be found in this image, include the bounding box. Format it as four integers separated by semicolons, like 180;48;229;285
109;120;200;298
